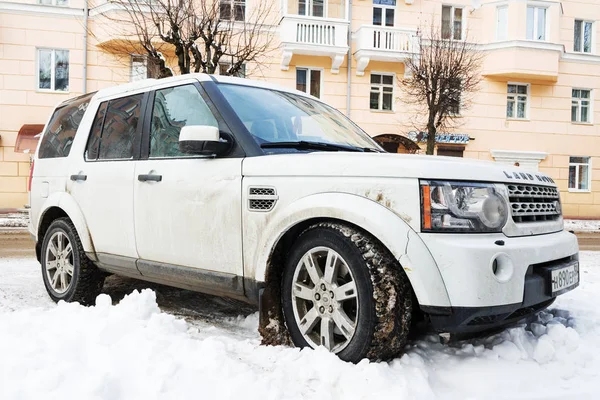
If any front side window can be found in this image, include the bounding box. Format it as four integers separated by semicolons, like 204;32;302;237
217;84;380;152
131;55;148;82
38;94;92;159
569;156;591;191
220;0;245;21
496;6;508;40
298;0;324;17
526;6;547;41
373;0;395;27
39;0;68;5
572;89;592;123
574;20;593;53
149;85;218;158
370;73;394;111
38;49;69;92
296;68;322;98
506;83;528;119
85;94;144;161
442;5;464;40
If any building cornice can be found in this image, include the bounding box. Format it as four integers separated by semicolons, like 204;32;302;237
0;1;82;17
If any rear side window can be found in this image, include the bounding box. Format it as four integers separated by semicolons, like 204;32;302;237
38;94;91;158
85;93;144;161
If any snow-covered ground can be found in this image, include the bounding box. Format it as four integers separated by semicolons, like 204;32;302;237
565;219;600;233
0;212;28;229
0;254;599;399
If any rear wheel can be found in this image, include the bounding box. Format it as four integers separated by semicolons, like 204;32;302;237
282;222;413;362
41;218;105;305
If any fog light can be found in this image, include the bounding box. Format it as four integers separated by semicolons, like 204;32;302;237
490;253;514;283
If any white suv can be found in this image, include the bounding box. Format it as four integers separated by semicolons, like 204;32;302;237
29;74;579;362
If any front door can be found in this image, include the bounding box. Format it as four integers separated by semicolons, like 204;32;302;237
133;83;244;292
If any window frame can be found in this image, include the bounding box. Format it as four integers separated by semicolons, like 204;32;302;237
295;66;324;99
219;0;246;22
571;88;593;124
36;48;70;93
574;19;594;54
369;72;395;112
38;0;68;6
441;4;465;41
298;0;326;17
130;54;149;82
495;5;508;41
506;82;530;120
526;5;548;42
568;156;592;192
372;0;396;27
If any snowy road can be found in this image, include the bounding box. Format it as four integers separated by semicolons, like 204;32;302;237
1;253;599;399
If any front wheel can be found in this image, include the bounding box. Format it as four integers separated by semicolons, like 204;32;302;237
281;223;413;362
40;218;105;305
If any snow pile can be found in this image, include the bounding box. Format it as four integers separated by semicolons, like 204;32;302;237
1;254;600;399
0;212;28;228
564;219;600;233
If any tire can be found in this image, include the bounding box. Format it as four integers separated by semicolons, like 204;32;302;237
281;222;412;363
40;218;105;305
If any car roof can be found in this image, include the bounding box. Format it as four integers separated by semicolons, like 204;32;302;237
76;73;314;106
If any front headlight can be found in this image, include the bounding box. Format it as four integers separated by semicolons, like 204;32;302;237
421;180;509;233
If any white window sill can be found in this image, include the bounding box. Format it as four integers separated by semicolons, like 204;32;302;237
506;117;529;121
36;89;70;94
568;189;591;193
571;121;593;126
370;109;395;114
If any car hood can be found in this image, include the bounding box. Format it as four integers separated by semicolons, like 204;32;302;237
242;152;557;186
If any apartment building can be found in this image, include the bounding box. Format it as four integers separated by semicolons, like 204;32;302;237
1;0;600;217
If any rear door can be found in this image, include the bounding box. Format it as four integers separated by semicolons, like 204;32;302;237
68;93;147;264
133;83;244;292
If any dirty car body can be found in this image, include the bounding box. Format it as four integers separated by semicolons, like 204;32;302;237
29;74;579;362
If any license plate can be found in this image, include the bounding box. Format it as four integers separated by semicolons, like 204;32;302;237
550;262;579;295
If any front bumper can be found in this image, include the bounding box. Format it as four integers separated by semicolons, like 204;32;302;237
418;230;579;332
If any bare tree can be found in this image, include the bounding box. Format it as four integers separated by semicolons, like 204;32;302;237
399;24;483;155
104;0;274;78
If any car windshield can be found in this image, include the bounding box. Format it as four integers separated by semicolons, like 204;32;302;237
217;84;381;153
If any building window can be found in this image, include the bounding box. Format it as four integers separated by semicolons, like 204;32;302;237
448;78;461;115
569;156;591;191
130;55;148;82
219;63;246;78
572;89;592;123
496;6;508;41
373;0;395;27
38;49;69;92
370;73;394;111
442;5;464;40
220;0;245;21
526;6;547;41
296;68;322;98
437;146;464;157
574;20;593;53
38;0;68;5
506;83;528;119
298;0;324;17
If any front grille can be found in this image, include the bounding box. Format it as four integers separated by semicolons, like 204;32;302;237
508;184;561;223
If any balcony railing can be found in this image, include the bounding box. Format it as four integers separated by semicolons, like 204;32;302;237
354;25;419;76
280;16;349;73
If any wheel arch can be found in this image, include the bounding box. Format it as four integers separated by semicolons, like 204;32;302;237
36;193;96;262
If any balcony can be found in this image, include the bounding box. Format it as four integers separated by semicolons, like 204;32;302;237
280;16;349;73
354;25;419;76
482;41;561;82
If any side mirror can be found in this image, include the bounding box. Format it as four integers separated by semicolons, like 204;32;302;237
179;125;231;156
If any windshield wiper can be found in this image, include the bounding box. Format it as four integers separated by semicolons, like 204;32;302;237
261;141;370;152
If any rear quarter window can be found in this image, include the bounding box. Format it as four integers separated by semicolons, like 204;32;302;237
38;94;94;159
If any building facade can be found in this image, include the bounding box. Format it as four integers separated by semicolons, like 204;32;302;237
1;0;600;217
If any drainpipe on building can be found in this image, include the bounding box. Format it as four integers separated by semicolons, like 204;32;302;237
83;0;88;94
345;0;352;117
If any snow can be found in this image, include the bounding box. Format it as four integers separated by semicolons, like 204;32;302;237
0;212;28;228
1;254;600;399
564;219;600;233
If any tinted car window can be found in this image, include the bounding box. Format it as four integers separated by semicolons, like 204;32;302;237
85;94;143;161
150;84;218;158
38;94;93;159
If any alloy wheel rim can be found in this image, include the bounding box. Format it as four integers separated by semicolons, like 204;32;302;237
291;246;359;353
45;231;74;294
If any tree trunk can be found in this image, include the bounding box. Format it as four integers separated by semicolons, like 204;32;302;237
426;123;436;155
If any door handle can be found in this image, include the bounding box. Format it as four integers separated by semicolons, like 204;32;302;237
138;174;162;182
70;174;87;181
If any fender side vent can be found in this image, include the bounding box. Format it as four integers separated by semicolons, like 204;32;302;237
248;186;278;212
